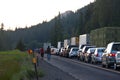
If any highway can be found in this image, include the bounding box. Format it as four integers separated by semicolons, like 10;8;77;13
44;55;120;80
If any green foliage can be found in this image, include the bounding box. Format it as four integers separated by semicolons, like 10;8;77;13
0;50;44;80
0;0;120;50
16;39;26;51
90;27;120;47
51;13;64;47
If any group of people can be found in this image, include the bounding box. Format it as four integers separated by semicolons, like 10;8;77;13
39;46;51;60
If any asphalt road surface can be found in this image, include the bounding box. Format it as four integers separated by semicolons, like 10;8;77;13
43;55;120;80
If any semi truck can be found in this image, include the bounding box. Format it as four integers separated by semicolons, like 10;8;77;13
79;34;90;45
57;41;64;50
43;42;51;52
64;39;70;49
70;37;79;46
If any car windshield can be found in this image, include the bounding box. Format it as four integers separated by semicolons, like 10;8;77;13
73;49;79;51
98;49;105;52
112;44;120;52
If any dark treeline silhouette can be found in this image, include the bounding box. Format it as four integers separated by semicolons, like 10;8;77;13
0;0;120;51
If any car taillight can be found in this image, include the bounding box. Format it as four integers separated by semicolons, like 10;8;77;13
109;53;116;57
96;53;98;57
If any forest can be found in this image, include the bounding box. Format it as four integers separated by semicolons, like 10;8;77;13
0;0;120;51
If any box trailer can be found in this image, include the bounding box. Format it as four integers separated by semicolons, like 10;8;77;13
70;37;79;46
79;34;90;45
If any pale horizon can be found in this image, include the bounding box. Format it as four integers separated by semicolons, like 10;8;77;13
0;0;94;30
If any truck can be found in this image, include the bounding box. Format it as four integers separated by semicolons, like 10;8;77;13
90;27;120;47
79;34;90;45
70;37;79;46
43;43;51;52
64;39;70;49
57;41;64;50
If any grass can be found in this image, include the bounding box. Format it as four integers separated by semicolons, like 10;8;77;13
0;50;44;80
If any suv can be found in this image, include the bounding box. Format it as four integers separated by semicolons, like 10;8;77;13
102;42;120;68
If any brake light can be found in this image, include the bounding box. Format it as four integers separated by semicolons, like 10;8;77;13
96;53;98;57
109;53;116;57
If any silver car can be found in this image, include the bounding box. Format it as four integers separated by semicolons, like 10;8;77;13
102;42;120;68
69;47;79;58
91;47;105;64
114;51;120;70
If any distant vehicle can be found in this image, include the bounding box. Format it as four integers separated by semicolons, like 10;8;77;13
77;44;91;60
102;42;120;68
66;45;78;57
79;34;90;45
91;47;105;64
84;48;96;63
80;46;96;61
43;43;51;52
64;39;70;49
70;37;79;46
51;48;58;55
59;47;65;56
114;51;120;70
69;47;79;58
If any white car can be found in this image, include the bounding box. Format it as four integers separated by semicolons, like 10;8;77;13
69;47;79;58
91;47;105;64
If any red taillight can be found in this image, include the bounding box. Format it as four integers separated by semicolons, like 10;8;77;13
109;53;116;57
96;53;98;57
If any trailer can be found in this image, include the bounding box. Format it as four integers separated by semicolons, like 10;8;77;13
64;39;70;49
57;41;64;49
79;34;90;45
70;37;79;46
43;43;51;52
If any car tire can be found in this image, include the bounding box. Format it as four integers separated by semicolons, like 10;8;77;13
106;63;110;68
114;63;118;70
101;60;105;67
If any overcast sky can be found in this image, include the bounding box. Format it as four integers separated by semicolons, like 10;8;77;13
0;0;94;30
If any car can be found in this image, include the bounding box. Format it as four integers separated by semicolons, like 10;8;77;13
51;48;59;55
91;47;105;64
84;48;96;63
66;45;78;57
113;51;120;70
77;44;91;60
79;46;96;61
69;47;79;58
59;47;65;56
102;42;120;68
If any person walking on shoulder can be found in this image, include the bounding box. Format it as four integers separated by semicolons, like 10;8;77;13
47;46;51;60
40;47;44;59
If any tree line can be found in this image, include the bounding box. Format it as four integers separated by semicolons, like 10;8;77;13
0;0;120;51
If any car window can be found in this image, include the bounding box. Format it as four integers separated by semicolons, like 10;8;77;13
90;49;95;53
117;53;120;58
73;49;79;51
112;44;120;51
98;49;105;52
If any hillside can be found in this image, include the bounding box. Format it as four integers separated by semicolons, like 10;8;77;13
0;0;120;50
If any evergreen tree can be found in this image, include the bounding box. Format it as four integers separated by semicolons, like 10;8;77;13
51;12;63;47
16;39;26;51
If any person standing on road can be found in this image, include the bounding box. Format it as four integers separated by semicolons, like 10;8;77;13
47;46;51;60
40;47;44;59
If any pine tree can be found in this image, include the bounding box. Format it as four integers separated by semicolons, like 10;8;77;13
16;39;26;51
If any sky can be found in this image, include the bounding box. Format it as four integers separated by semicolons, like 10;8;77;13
0;0;94;30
